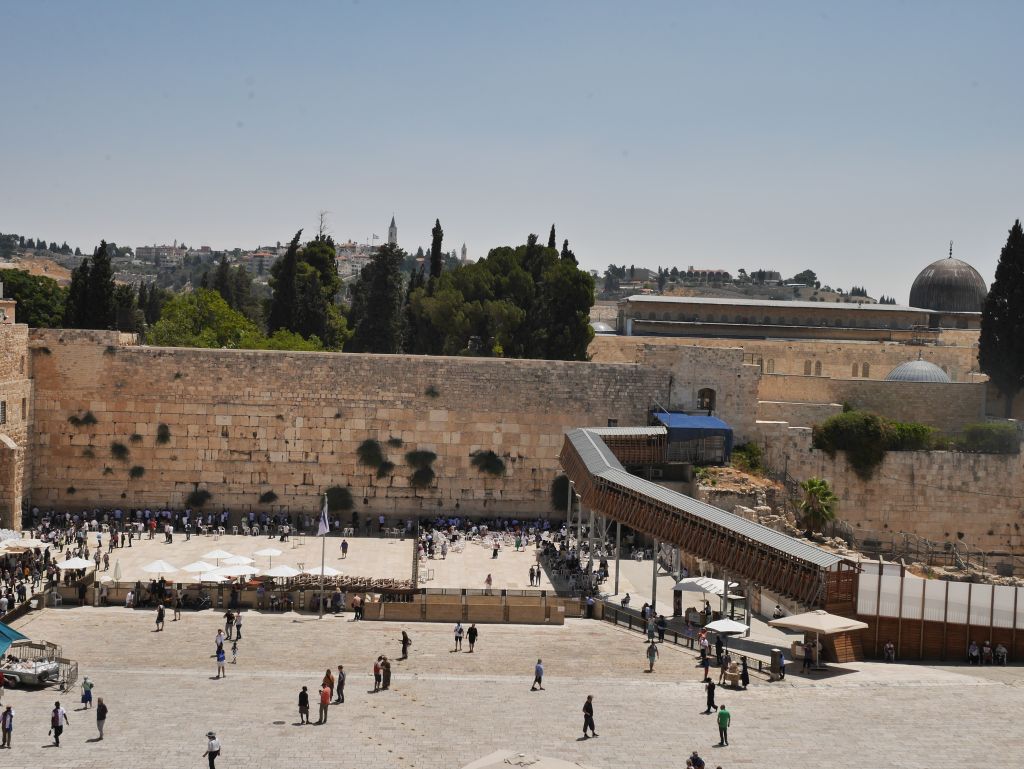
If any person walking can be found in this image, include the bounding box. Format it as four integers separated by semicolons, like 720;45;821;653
80;676;94;709
224;610;235;641
399;631;412;660
381;657;392;690
467;624;479;653
95;697;107;740
484;574;493;594
714;635;723;665
322;668;335;701
529;566;536;586
454;623;464;651
703;680;718;714
215;629;225;654
646;641;659;672
701;654;712;682
0;705;12;749
316;683;330;724
204;731;221;769
717;704;730;746
646;618;656;643
215;646;226;679
718;651;732;685
802;641;813;672
334;665;345;704
234;612;243;640
173;591;182;621
740;657;750;689
298;686;310;724
581;695;598;738
373;657;383;692
155;603;165;632
656;614;667;643
231;641;238;665
531;659;545;691
49;701;69;747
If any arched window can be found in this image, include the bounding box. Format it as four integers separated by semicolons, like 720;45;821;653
647;312;656;320
662;312;671;321
814;360;822;376
852;363;859;377
804;360;812;375
862;362;870;378
697;388;716;411
767;359;775;373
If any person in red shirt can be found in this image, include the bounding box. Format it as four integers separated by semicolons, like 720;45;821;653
316;684;330;724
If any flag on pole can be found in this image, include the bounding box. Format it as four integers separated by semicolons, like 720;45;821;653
317;494;330;536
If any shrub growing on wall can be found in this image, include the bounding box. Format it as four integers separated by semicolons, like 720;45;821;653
129;466;145;479
110;441;130;461
812;411;888;480
156;423;172;444
956;423;1020;454
186;489;212;508
406;450;438;489
470;450;506;476
325;486;354;512
357;439;384;469
259;490;278;504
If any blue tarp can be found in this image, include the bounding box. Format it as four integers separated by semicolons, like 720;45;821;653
653;412;734;460
0;621;27;656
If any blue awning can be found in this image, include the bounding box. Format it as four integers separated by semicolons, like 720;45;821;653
653;412;734;459
0;621;27;656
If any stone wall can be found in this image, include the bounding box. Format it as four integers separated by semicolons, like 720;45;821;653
756;400;842;426
757;374;987;432
0;319;31;527
27;330;668;518
589;334;979;382
757;420;1024;554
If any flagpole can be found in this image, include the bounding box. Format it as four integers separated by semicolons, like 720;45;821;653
319;494;327;620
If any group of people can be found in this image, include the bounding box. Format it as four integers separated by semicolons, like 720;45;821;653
966;639;1009;665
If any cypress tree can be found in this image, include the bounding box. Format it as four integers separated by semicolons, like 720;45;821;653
84;241;116;329
64;257;91;328
212;255;234;308
979;219;1024;416
429;219;444;282
560;238;577;264
548;224;556;250
267;230;303;333
348;243;407;353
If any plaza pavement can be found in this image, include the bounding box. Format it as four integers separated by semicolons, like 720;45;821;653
84;532;553;591
4;607;1023;768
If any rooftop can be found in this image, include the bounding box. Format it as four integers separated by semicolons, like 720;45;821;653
622;294;930;314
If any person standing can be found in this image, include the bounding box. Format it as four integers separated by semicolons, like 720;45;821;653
173;591;182;621
155;603;165;632
399;631;412;660
581;695;598;738
484;574;493;594
95;697;107;740
703;680;718;714
215;646;226;679
373;657;382;692
381;657;392;690
316;683;330;724
529;566;536;586
717;704;730;746
334;665;345;704
802;641;813;672
454;623;464;651
779;649;786;680
718;651;732;685
234;612;243;640
701;655;712;682
231;641;238;665
646;641;659;672
740;657;750;689
215;629;225;654
81;676;94;709
656;614;667;643
467;624;479;653
224;610;235;641
531;659;545;691
49;701;69;747
714;635;723;665
321;668;335;700
340;539;349;559
204;731;221;769
0;705;12;748
298;686;310;724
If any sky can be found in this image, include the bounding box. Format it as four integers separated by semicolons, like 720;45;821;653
3;1;1023;302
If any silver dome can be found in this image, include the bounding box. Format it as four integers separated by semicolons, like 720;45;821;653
884;359;952;383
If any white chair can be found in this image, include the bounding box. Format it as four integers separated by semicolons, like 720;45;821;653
231;526;239;535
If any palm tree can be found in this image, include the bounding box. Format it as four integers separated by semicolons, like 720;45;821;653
799;477;838;533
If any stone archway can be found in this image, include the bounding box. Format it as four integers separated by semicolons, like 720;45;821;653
0;434;22;530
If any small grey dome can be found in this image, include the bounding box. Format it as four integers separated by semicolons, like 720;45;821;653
909;256;987;312
590;321;616;335
885;359;951;383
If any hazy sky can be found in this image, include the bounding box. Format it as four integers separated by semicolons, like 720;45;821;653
3;1;1023;302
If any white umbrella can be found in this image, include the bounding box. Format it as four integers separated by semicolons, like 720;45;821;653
263;564;301;578
142;560;179;575
193;572;228;583
222;555;254;566
254;547;283;567
704;618;749;635
303;565;342;577
215;564;259;578
56;557;93;570
202;549;234;565
672;577;738;596
181;560;217;573
113;560;122;581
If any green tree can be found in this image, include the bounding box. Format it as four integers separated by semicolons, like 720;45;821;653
548;224;557;250
112;284;144;332
267;231;302;334
560;238;576;264
429;218;444;282
0;268;66;327
63;257;91;328
84;241;116;329
147;289;261;348
979;219;1024;417
537;258;595;360
348;243;407;353
212;255;234;308
799;477;838;532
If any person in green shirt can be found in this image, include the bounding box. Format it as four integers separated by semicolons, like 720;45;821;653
717;704;730;746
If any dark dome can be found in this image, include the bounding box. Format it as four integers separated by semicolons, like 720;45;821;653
909;256;987;312
885;360;951;383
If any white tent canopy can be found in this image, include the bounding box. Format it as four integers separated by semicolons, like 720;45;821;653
202;550;234;564
263;565;301;578
142;560;179;575
304;565;342;577
215;565;259;578
253;548;283;558
769;609;868;635
222;555;254;566
673;577;738;596
181;560;217;573
704;618;749;635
